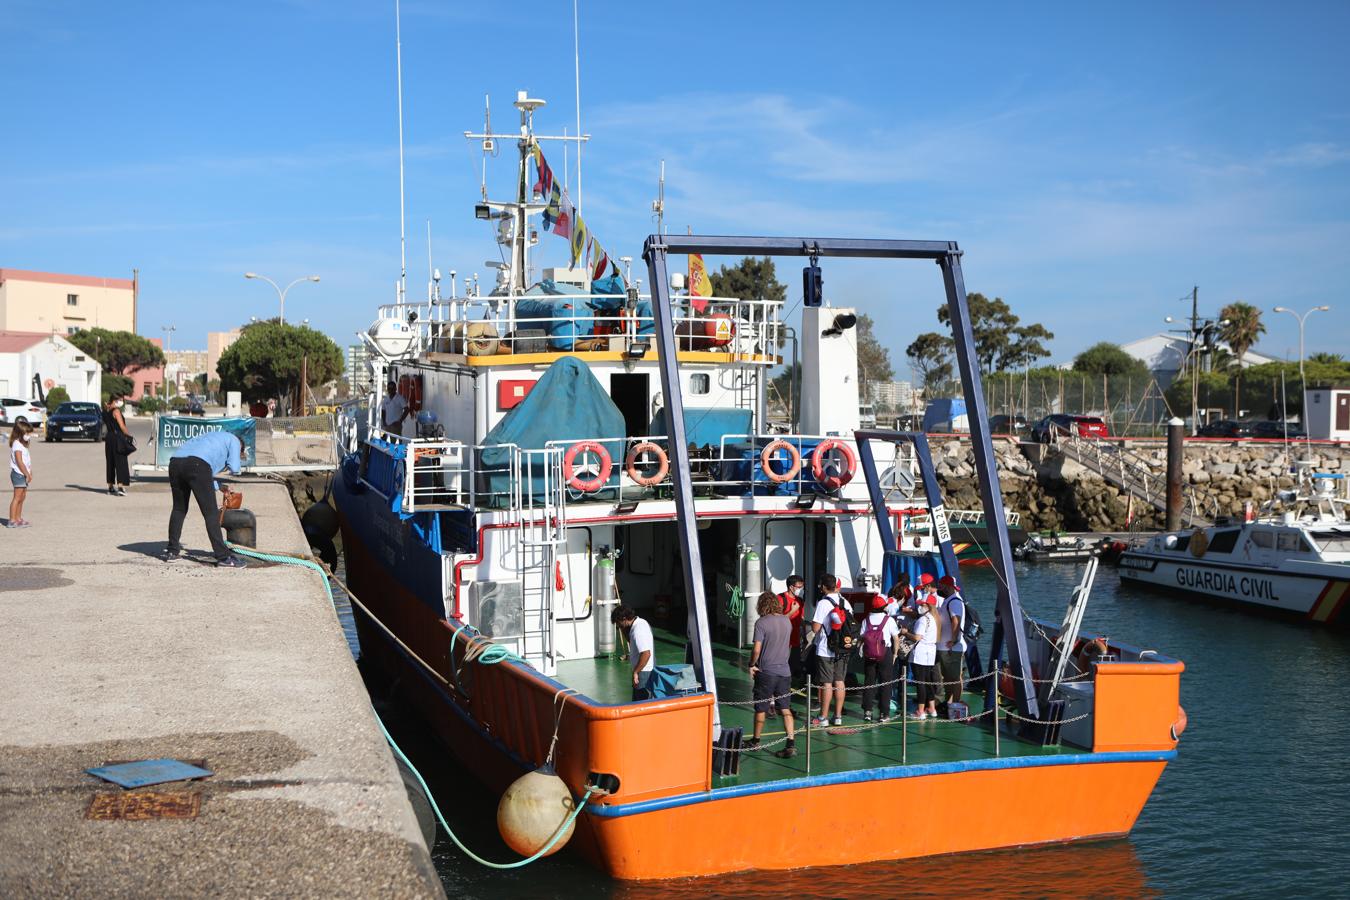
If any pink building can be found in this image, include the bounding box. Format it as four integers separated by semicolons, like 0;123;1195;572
124;336;165;401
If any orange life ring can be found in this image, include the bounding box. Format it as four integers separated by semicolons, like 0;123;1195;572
760;439;801;483
624;441;669;486
563;441;612;492
811;439;857;491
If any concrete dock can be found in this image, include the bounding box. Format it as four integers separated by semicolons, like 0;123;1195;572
0;418;443;898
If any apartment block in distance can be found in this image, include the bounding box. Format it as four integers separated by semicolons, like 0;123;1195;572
0;268;136;335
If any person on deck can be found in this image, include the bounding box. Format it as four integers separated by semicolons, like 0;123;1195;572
936;574;967;715
859;594;902;723
380;381;409;437
904;592;941;720
612;605;655;701
160;430;245;568
746;591;798;758
777;575;806;681
808;573;852;727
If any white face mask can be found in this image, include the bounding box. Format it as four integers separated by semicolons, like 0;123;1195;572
791;587;803;597
113;399;124;408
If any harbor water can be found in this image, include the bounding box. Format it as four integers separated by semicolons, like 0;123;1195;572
337;562;1350;897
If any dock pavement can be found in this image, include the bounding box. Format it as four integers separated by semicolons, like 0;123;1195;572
0;417;443;898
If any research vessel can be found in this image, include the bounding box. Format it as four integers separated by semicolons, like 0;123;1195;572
332;91;1185;880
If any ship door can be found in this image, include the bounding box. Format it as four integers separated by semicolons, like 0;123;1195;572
765;519;805;593
610;373;650;437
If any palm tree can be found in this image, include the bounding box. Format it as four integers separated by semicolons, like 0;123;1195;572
1219;301;1265;417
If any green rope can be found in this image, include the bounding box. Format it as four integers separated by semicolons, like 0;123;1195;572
725;584;745;620
227;542;593;869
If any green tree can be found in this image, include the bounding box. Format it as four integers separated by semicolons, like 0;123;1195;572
1308;352;1345;366
935;293;1054;372
855;313;894;402
101;374;133;402
68;327;165;375
906;332;954;394
1219;301;1265;415
217;321;343;406
44;385;71;412
768;362;799;416
1072;342;1150;377
708;257;787;306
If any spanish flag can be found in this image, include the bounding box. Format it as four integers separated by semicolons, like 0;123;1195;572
688;253;712;313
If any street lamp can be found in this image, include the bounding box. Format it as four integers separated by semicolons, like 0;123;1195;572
161;323;176;352
1272;304;1331;430
243;272;320;326
1164;315;1229;434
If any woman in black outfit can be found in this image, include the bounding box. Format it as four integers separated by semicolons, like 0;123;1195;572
102;395;132;495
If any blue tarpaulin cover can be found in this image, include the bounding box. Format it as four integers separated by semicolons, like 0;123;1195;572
648;406;753;449
882;550;948;594
922;398;968;433
86;759;214;789
514;279;653;350
480;357;625;498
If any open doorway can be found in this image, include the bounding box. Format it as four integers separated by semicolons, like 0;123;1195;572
610;373;649;437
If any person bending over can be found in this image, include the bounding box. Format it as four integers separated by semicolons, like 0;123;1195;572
161;430;245;568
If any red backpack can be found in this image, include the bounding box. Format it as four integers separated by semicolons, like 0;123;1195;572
861;614;888;661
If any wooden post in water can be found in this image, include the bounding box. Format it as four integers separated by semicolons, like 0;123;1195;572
1166;417;1185;531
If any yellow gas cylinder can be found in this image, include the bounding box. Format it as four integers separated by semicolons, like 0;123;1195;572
496;766;577;858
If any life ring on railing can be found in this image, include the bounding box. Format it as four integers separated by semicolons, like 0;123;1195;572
811;439;857;491
624;441;669;486
563;441;613;492
760;439;801;483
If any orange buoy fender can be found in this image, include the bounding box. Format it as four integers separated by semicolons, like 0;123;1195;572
497;766;577;858
563;441;613;492
760;439;802;483
624;441;669;486
1171;705;1188;741
811;439;857;491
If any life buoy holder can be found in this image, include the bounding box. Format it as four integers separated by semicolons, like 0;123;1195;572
563;441;613;492
811;439;857;491
760;439;801;483
624;441;669;486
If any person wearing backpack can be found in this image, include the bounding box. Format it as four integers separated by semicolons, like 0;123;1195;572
935;575;968;716
808;573;855;727
962;601;984;679
859;595;902;723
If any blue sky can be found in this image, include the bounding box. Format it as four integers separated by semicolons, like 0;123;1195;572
4;0;1349;376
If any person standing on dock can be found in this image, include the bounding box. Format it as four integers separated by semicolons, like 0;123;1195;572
611;605;655;700
859;595;902;723
7;420;34;528
380;381;410;438
745;591;797;758
160;430;245;568
935;575;967;715
102;395;132;496
808;573;853;727
904;593;941;720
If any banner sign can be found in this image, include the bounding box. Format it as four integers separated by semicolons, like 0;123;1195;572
155;416;257;468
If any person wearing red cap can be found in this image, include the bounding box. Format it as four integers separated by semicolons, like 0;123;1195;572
858;594;902;723
935;575;968;716
903;592;941;719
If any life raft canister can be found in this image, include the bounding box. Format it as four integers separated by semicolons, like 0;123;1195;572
811;439;857;491
563;440;613;492
759;439;802;483
624;441;669;486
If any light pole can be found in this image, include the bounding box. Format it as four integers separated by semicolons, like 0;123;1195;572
244;273;320;326
1165;315;1228;434
161;323;176;352
1272;304;1330;428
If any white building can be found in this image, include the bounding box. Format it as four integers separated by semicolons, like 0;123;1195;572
0;331;101;403
1305;388;1350;442
1120;333;1278;387
869;380;918;411
0;268;136;334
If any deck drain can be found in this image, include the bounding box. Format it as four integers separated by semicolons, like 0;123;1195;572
86;791;202;820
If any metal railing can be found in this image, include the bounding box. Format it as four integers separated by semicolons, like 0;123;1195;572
1054;431;1212;526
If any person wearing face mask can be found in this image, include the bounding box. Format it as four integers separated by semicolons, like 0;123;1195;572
7;420;34;527
102;395;133;496
776;575;806;681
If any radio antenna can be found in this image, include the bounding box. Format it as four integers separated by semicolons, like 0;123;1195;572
394;0;407;304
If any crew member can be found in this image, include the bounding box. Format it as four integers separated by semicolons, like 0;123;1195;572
161;430;245;568
380;380;410;437
612;604;655;700
777;575;806;680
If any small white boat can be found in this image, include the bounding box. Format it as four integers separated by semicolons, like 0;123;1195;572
1118;470;1350;625
1014;533;1100;562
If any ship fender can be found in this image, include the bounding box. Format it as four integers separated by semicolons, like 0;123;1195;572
497;765;578;858
811;439;857;491
1172;705;1188;741
760;439;802;483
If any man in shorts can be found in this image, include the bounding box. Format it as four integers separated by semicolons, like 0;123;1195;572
745;591;797;758
808;573;852;727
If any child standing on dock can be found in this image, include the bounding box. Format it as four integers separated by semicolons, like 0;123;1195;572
7;421;33;527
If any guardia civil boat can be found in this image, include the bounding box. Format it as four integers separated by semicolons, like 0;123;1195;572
332;90;1185;880
1119;468;1350;625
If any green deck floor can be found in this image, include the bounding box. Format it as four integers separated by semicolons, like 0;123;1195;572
555;627;1070;788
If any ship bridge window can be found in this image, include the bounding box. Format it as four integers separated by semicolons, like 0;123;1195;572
1167;534;1191;552
1249;530;1275;549
1309;532;1350;554
1277;532;1311;552
689;373;710;395
1206;529;1240;554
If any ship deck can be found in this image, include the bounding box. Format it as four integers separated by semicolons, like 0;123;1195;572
556;626;1072;788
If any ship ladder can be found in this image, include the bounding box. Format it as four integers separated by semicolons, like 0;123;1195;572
1045;557;1099;698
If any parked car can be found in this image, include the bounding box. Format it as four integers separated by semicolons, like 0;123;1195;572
988;414;1028;435
1251;420;1307;440
0;397;47;427
1030;414;1111;443
1197;419;1255;438
44;402;104;442
187;398;205;416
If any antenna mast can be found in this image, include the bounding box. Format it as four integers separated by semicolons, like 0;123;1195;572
573;0;583;215
652;160;666;235
395;0;407;304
